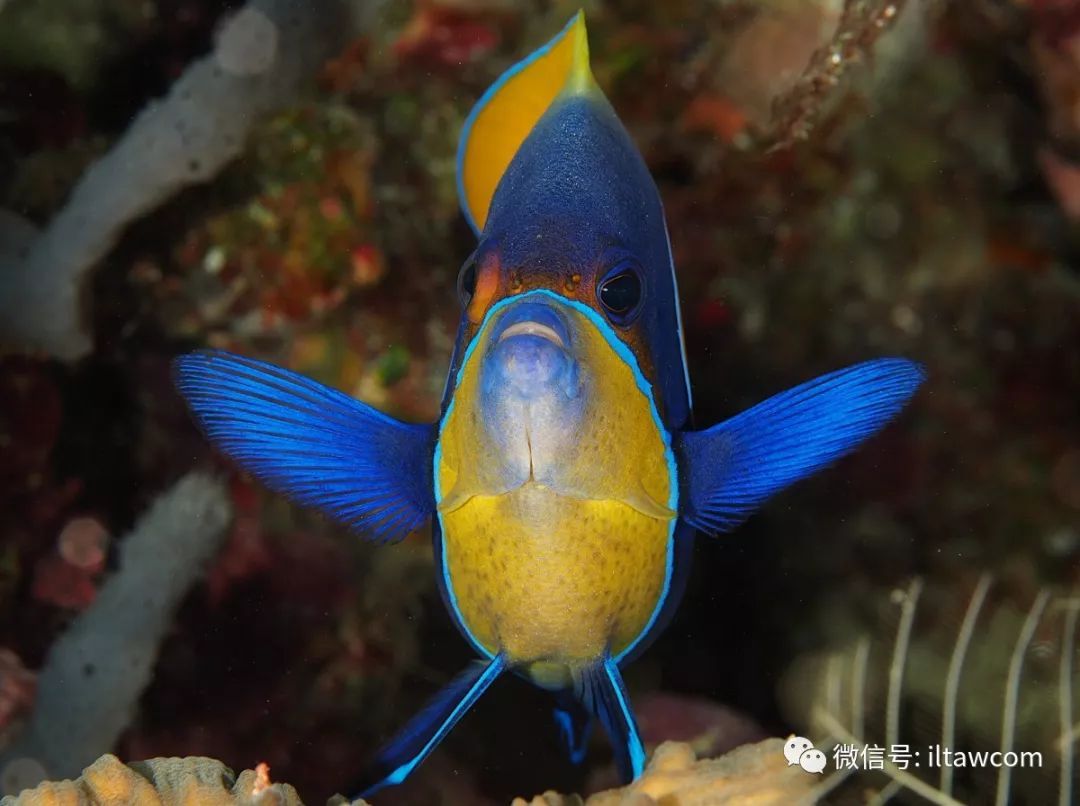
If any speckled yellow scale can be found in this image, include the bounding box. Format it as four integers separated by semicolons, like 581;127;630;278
440;486;669;687
436;296;675;687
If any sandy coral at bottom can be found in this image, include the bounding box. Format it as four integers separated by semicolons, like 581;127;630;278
0;740;811;805
513;739;815;806
0;754;330;806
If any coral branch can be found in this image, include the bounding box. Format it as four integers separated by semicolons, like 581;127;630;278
0;474;232;791
0;0;379;360
941;573;992;796
766;0;911;151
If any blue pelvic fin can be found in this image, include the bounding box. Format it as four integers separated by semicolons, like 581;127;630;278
676;358;925;536
552;693;592;765
173;349;435;544
354;655;507;796
575;657;646;783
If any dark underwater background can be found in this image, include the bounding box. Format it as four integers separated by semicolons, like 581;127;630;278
1;1;1078;804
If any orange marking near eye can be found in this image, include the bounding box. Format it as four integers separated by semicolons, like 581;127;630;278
466;254;501;323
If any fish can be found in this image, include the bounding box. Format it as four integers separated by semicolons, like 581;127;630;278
173;11;924;795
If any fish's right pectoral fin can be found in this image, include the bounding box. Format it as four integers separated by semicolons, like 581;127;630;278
676;357;925;536
174;349;436;545
351;654;507;797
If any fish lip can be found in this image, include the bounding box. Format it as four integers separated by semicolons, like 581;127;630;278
497;321;565;348
492;300;572;349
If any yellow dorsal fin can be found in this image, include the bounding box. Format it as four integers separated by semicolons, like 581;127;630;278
457;11;595;233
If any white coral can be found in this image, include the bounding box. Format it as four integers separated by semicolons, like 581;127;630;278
0;0;384;360
0;474;232;791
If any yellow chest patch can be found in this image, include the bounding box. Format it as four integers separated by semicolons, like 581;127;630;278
436;294;675;684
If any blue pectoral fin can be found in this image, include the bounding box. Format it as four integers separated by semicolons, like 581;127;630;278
353;655;507;797
576;657;646;783
677;358;925;536
552;693;592;765
173;349;436;544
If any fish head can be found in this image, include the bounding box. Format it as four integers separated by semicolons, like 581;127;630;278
436;13;681;520
438;281;673;521
449;11;691;432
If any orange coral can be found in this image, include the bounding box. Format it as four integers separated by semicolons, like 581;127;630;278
1;754;312;806
512;739;815;806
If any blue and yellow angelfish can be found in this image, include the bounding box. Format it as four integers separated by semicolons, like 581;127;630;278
174;13;923;795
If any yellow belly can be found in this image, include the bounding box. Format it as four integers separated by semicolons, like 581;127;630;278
442;483;669;681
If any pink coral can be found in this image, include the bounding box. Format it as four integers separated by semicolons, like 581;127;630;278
394;2;500;68
205;515;273;605
30;553;97;610
0;649;36;739
57;517;108;572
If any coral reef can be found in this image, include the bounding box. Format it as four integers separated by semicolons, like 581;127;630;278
513;739;815;806
1;0;1078;802
763;0;912;149
0;0;147;92
0;754;309;806
633;692;766;760
0;474;231;791
0;0;381;360
780;576;1079;804
0;741;810;806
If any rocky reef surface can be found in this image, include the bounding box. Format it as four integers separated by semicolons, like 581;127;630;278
3;739;815;806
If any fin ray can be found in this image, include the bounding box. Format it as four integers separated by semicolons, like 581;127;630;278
174;350;435;544
677;358;925;536
575;658;646;782
552;692;593;765
355;655;507;796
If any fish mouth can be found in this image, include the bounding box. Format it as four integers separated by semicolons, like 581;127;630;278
497;321;565;348
492;300;572;350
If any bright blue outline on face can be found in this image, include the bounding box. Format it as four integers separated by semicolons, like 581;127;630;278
433;288;677;665
455;14;580;235
661;213;693;412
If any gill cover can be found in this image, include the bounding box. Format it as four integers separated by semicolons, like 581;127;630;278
457;12;594;233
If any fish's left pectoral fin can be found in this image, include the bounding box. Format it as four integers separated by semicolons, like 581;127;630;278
173;349;436;545
352;654;507;797
576;657;646;783
676;357;925;536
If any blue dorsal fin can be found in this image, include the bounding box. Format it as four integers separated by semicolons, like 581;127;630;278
575;657;646;782
173;350;435;544
354;654;506;796
676;358;925;536
457;11;595;233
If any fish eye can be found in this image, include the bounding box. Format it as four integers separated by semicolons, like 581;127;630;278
597;265;643;322
457;254;478;307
